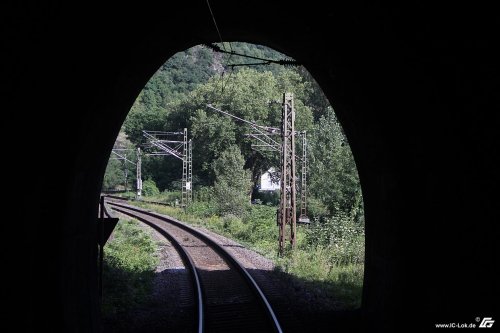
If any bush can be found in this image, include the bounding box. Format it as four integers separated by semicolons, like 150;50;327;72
214;183;250;217
252;190;280;206
142;178;160;197
305;212;365;265
307;196;330;220
162;189;181;200
195;186;215;202
222;214;247;238
213;145;252;217
187;200;218;217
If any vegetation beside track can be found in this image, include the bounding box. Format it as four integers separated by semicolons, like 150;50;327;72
103;42;366;310
127;198;364;309
102;219;159;317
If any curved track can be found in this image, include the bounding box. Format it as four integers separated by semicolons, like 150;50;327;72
106;199;283;333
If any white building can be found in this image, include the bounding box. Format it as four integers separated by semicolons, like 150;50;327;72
259;168;280;191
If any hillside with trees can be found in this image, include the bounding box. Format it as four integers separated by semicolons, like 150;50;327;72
103;42;365;308
106;43;362;219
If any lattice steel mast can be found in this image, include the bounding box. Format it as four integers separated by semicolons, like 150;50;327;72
207;93;309;255
136;148;142;197
180;134;193;208
143;129;192;209
298;132;310;224
188;139;193;204
278;93;297;253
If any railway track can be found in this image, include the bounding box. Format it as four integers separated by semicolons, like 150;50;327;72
106;199;283;333
103;194;171;207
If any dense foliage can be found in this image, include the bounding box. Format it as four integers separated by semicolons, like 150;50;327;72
103;132;136;191
308;110;364;221
213;145;252;217
142;178;160;197
103;42;365;307
104;40;363;223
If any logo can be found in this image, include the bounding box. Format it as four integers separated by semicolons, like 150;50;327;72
479;317;495;328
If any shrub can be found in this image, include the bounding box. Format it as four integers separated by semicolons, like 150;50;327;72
252;190;280;206
187;200;217;217
213;146;252;217
142;178;160;197
305;212;365;265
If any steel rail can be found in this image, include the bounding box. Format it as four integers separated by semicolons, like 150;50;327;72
109;204;205;333
103;194;173;207
107;200;283;333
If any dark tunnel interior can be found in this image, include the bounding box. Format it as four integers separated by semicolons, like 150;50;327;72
4;2;498;332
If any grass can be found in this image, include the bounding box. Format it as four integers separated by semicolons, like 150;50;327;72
275;246;364;308
130;198;365;309
101;219;159;317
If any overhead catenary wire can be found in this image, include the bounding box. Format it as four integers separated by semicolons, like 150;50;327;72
111;150;137;166
227;61;272;68
208;94;309;251
206;103;279;133
142;130;184;160
206;104;306;161
204;43;300;67
205;0;235;104
206;0;227;52
206;103;282;152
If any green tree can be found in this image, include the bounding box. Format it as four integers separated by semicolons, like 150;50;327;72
142;178;160;197
123;45;219;144
116;42;363;225
308;109;362;218
124;102;168;144
103;158;124;190
103;133;137;191
166;67;314;187
296;67;332;121
213;145;252;217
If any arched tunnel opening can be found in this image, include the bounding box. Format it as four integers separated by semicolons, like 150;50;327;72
99;42;366;332
7;2;497;332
